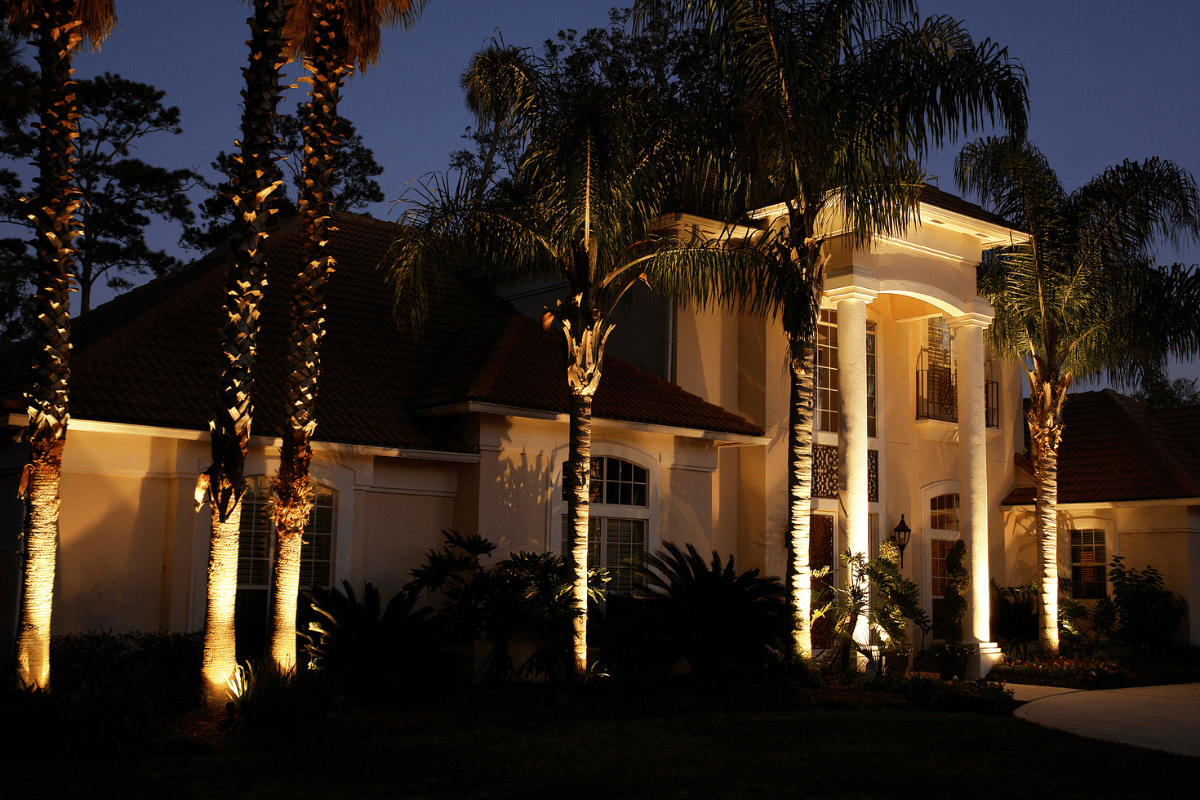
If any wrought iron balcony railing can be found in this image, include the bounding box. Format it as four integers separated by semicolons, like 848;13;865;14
916;369;999;428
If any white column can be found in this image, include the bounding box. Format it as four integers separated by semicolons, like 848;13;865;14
828;282;877;653
949;313;1001;677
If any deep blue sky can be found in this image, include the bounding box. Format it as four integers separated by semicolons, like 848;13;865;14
49;0;1200;376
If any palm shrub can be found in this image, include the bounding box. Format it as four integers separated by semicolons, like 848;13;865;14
303;580;442;702
631;542;791;681
405;530;589;683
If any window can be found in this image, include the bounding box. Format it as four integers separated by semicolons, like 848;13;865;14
918;317;958;422
1071;529;1107;599
561;457;649;594
235;476;335;657
928;492;960;639
238;476;334;591
930;493;960;532
816;310;877;436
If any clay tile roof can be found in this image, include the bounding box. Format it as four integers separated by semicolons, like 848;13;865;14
919;183;1018;230
0;212;762;451
1002;389;1200;506
415;315;764;437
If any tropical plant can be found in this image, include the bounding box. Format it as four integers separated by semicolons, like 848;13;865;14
385;41;770;679
816;543;930;677
633;541;792;681
405;530;588;684
195;0;290;706
956;136;1200;654
638;0;1029;658
1059;557;1187;656
6;0;116;691
264;0;426;675
303;580;440;700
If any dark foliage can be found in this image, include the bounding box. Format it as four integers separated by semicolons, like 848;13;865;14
991;580;1038;655
183;105;385;253
0;631;202;757
406;530;582;684
303;580;444;703
1061;557;1188;657
628;542;792;681
225;658;335;743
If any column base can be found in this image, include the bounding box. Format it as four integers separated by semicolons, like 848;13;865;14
967;642;1003;680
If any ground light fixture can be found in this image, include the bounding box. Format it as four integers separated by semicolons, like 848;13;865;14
892;515;911;568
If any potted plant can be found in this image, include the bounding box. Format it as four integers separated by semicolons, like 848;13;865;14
815;544;932;678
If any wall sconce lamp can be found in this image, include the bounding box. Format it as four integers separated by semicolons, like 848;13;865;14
892;515;912;568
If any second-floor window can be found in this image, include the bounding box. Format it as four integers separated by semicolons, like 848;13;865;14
816;309;877;437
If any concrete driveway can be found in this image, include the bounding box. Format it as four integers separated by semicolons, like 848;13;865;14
1011;683;1200;758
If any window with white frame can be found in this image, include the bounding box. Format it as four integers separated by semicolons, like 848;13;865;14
561;456;650;594
238;476;334;592
1071;528;1107;600
816;309;877;436
928;492;960;639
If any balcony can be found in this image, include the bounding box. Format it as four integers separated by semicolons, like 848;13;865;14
916;368;999;434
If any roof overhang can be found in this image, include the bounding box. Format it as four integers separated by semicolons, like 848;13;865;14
414;402;771;446
1001;496;1200;511
4;414;482;463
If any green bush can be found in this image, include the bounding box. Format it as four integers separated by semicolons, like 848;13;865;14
1059;556;1187;656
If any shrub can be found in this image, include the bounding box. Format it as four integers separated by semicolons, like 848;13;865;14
630;542;792;682
1058;556;1187;656
226;659;334;742
304;581;444;702
405;530;588;684
1;630;202;757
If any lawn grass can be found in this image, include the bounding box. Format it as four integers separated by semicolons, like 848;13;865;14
8;686;1197;799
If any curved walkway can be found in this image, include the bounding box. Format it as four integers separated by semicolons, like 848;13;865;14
1011;682;1200;757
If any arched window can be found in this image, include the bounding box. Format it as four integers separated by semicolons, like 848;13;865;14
927;491;960;639
560;456;652;594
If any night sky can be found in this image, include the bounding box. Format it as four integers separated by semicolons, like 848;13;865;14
26;0;1200;377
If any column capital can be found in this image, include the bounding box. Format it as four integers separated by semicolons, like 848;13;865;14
824;267;879;305
947;311;993;330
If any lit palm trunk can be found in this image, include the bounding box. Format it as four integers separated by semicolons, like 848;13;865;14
13;0;97;691
1029;375;1068;655
200;0;288;706
562;312;609;677
787;343;816;658
270;0;346;674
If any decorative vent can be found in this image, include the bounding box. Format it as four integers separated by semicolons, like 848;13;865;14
814;445;838;499
868;449;879;502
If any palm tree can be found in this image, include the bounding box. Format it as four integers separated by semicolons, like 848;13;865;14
266;0;426;673
955;136;1200;654
6;0;115;691
641;0;1028;657
196;0;289;705
385;44;769;678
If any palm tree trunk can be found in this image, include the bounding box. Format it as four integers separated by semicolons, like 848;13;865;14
268;0;347;675
15;0;86;691
787;341;816;658
270;435;312;672
566;389;593;678
1029;376;1068;656
200;0;288;707
561;314;609;679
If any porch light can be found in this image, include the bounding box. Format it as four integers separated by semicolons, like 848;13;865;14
892;515;912;568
